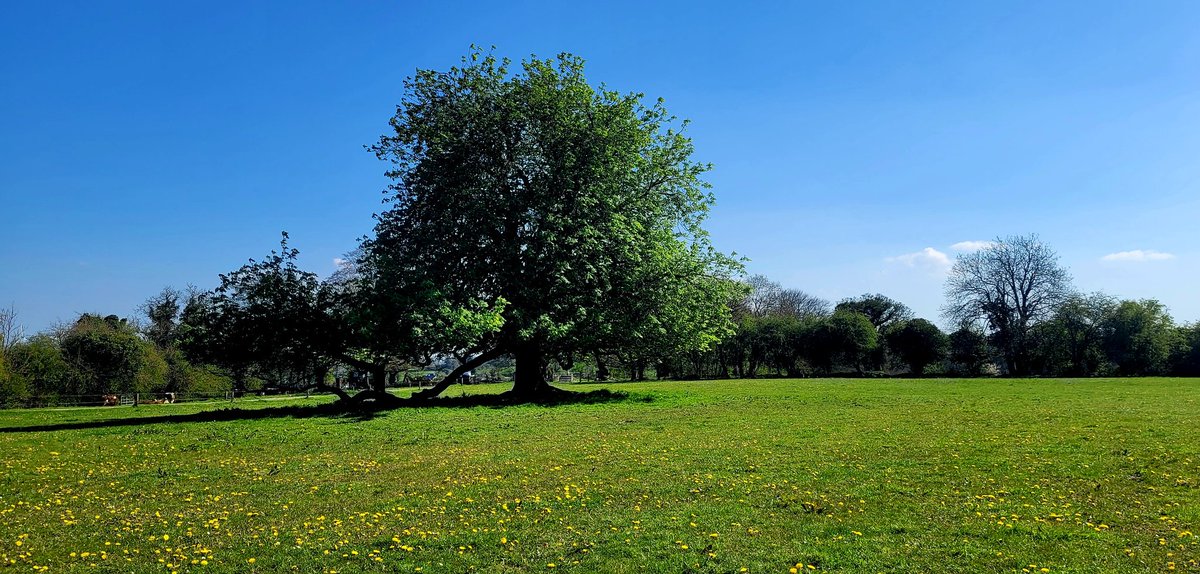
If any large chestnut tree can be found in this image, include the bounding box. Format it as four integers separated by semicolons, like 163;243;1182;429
367;49;742;398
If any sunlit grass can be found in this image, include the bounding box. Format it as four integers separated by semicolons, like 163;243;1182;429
0;378;1197;572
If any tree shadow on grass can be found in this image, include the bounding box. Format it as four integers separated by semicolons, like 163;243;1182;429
0;389;636;434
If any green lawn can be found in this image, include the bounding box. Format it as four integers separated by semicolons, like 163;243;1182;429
0;378;1197;573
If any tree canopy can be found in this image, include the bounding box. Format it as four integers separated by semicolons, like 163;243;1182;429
365;49;742;397
179;235;341;394
836;293;912;331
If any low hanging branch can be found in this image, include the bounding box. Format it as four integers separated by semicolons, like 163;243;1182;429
411;347;505;400
302;382;353;403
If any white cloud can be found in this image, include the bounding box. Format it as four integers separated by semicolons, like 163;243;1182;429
886;247;951;272
1100;249;1176;262
333;257;350;268
951;240;996;252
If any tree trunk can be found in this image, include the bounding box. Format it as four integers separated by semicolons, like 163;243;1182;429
370;364;388;393
630;358;646;381
655;361;670;380
305;382;353;402
233;369;247;396
595;352;609;381
511;341;552;397
316;365;331;389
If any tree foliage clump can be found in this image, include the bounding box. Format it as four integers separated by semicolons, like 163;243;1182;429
947;327;992;376
836;294;912;332
180;235;351;396
802;310;878;375
56;314;164;396
885;319;948;376
1102;299;1179;376
1173;323;1200;376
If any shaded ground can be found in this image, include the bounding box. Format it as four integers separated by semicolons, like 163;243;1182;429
0;387;630;433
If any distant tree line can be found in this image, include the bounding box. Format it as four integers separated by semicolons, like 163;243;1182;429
0;300;230;406
638;276;1200;381
1;233;1198;407
642;235;1199;380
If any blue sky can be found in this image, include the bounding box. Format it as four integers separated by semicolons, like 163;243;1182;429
2;1;1198;333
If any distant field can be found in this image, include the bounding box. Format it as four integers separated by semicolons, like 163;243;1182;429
1;378;1197;573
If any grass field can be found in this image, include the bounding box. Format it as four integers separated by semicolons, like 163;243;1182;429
1;378;1197;573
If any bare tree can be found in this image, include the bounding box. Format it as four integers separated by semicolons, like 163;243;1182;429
0;304;24;351
943;234;1072;375
777;288;832;319
327;246;365;286
741;275;829;319
743;275;782;317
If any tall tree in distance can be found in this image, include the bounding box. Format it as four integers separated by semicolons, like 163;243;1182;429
836;293;911;370
367;48;742;398
140;287;184;350
943;234;1072;375
835;293;912;332
0;332;13;404
140;286;208;393
741;275;829;319
0;305;23;353
741;275;783;317
180;234;347;396
0;308;21;403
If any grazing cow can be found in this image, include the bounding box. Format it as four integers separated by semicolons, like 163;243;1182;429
142;393;177;405
102;394;119;406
